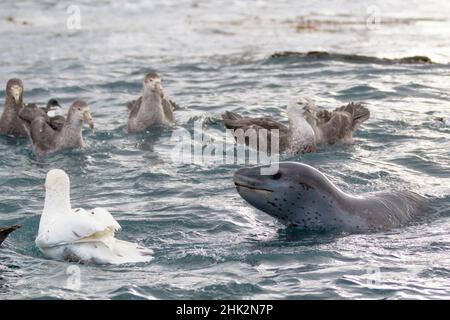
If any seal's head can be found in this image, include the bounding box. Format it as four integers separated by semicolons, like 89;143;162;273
143;72;163;97
6;78;24;105
234;162;346;227
67;100;94;129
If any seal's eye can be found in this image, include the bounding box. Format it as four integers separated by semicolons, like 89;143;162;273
272;172;282;180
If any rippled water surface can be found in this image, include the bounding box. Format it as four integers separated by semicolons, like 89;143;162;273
1;0;450;299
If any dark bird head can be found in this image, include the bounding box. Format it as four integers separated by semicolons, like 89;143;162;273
6;78;24;106
142;72;163;97
46;99;61;110
67;100;94;129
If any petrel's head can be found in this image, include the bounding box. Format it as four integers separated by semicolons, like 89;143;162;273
143;72;163;96
45;98;63;117
287;96;316;116
6;78;24;105
67;100;94;129
46;99;61;109
286;96;318;128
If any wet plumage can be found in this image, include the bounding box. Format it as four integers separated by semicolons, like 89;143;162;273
222;97;370;154
19;100;94;156
36;169;153;264
0;78;27;138
127;73;176;133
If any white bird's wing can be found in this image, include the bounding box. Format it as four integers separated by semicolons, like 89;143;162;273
36;208;120;249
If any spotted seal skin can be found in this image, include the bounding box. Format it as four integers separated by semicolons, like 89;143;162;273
234;162;429;232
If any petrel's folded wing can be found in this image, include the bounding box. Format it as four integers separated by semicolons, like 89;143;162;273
222;111;288;132
162;98;175;123
333;102;370;131
127;96;142;114
27;117;59;152
48;115;65;132
221;111;289;152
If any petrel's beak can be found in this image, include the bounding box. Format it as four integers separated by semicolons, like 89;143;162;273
10;86;22;104
83;109;94;129
155;82;163;91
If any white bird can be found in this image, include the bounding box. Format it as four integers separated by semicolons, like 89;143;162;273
35;169;153;264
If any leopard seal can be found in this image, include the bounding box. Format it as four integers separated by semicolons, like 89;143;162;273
234;162;429;232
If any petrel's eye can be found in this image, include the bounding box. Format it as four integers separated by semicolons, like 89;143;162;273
272;172;282;180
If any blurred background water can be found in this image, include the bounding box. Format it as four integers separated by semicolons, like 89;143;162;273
0;0;449;299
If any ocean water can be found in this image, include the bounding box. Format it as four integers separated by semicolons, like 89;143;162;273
1;0;450;300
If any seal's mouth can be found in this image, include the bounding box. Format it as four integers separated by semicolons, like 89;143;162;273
233;167;276;194
234;182;274;193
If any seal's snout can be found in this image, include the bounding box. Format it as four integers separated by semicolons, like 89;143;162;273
233;168;252;187
233;167;258;188
233;167;274;193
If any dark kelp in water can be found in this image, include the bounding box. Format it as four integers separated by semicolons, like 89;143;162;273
0;225;20;246
288;15;448;33
269;51;434;64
